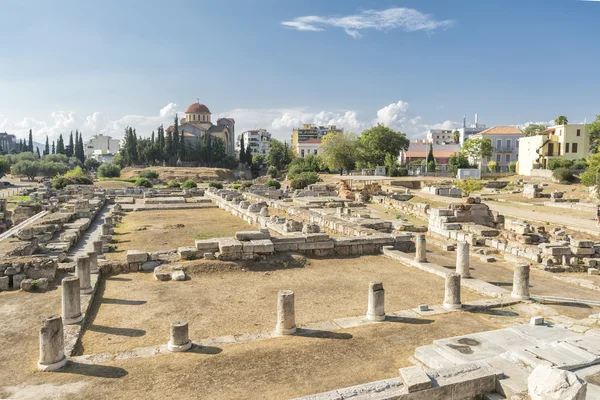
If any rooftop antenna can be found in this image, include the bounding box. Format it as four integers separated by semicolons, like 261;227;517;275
463;115;466;129
475;113;479;127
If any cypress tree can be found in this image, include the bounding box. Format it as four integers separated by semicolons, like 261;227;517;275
172;115;180;160
239;137;245;162
28;129;34;152
245;143;253;166
66;131;74;157
36;147;40;158
44;136;50;156
51;141;55;154
164;130;173;165
56;134;65;154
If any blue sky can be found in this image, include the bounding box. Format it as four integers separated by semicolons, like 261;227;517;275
1;0;599;143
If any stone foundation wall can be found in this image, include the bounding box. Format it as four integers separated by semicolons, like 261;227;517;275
372;195;430;220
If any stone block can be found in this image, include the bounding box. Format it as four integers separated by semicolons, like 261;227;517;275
570;247;595;256
141;261;160;271
274;243;299;252
218;238;243;255
154;265;171;281
0;276;9;290
527;365;587;400
178;246;200;259
194;239;220;251
419;304;429;311
172;270;186;281
399;366;432;393
588;268;599;275
5;266;21;276
13;273;26;289
24;260;57;281
298;240;334;250
203;252;215;260
251;239;274;254
542;246;571;256
235;231;270;241
530;316;544;325
570;239;594;248
304;233;330;242
127;250;148;263
20;278;34;291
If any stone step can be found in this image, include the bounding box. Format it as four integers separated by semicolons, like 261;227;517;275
413;345;456;369
486;356;529;398
525;341;599;370
483;393;506;400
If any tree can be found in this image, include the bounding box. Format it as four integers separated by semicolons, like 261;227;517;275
172;115;180;161
0;156;10;179
588;115;600;153
239;137;246;163
487;160;498;173
28;129;34;152
245;143;253;166
75;130;85;163
522;124;547;137
12;160;40;180
266;139;289;170
66;131;74;157
555;116;568;125
453;130;460;144
358;124;409;167
426;143;436;172
56;134;65;154
84;158;101;170
44;136;50;156
51;141;55;154
461;137;493;168
250;154;264;177
448;153;471;174
320;131;357;174
36;147;40;158
98;162;121;178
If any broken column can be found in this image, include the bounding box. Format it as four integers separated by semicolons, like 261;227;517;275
87;251;99;274
167;320;192;352
275;290;296;335
104;216;113;228
415;234;427;262
93;240;103;256
456;241;470;278
366;282;385;321
512;263;530;300
76;256;93;294
62;276;83;325
38;315;67;371
101;224;111;236
443;272;462;309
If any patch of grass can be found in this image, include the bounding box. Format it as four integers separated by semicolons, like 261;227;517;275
7;195;29;202
194;232;234;240
99;177;138;183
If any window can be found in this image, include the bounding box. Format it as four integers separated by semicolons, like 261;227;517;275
193;114;196;121
496;154;501;162
496;139;502;150
506;139;511;151
505;154;510;163
572;143;578;153
301;149;305;157
577;129;581;137
565;143;570;153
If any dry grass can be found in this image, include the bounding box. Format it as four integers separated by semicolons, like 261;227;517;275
107;208;251;259
94;180;135;190
120;167;234;182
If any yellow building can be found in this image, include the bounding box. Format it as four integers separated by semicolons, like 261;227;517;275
291;124;343;154
517;124;589;176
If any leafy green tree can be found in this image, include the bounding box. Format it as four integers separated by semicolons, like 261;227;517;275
44;136;50;156
164;130;174;166
320;131;357;174
0;156;10;179
453;130;460;144
461;137;493;168
448;152;471;174
12;160;40;180
84;158;101;170
288;154;322;178
36;147;40;158
98;162;121;178
555;116;568;125
267;165;278;178
239;137;246;162
266;139;289;170
56;134;65;154
487;160;498;173
51;140;55;154
522;124;547;137
357;124;409;168
245;143;253;166
588;115;600;153
38;161;69;177
426;143;436;172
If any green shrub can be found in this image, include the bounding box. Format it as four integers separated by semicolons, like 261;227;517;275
98;163;121;178
290;172;320;190
265;179;281;189
508;162;517;173
167;181;180;188
548;159;573;171
135;177;153;188
232;184;241;190
455;178;483;196
84;158;101;170
52;166;93;189
427;161;436;172
552;167;574;183
241;181;253;189
571;159;587;170
487;161;498;173
182;179;197;188
139;170;159;180
267;166;278;178
208;181;223;189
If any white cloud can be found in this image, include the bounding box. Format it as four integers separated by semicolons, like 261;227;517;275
282;7;454;38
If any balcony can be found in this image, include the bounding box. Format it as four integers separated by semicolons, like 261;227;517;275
494;147;514;153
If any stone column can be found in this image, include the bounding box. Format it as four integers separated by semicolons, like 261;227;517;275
275;290;296;335
93;240;104;256
62;276;83;324
167;320;192;352
101;224;111;236
104;216;113;227
87;251;99;274
512;263;530;300
38;315;67;371
443;273;462;309
76;256;93;294
366;282;385;321
415;234;427;262
456;241;470;278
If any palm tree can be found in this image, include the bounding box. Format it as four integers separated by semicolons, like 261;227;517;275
555;116;568;125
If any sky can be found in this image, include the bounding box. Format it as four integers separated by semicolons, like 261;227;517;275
1;0;599;144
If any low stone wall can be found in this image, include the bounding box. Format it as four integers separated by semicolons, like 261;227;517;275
0;257;57;291
372;195;430;220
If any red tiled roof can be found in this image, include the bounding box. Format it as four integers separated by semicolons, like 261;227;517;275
478;126;523;135
185;102;211;114
300;138;322;144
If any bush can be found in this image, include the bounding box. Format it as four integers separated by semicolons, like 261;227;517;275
388;165;408;177
427;161;436;172
487;161;498;173
167;181;180;188
290;172;320;190
182;179;197;188
139;170;159;180
98;163;121;178
265;179;281;189
241;181;253;189
208;181;223;189
52;166;93;189
39;161;69;177
572;159;587;170
508;162;517;173
267;165;278;178
84;158;101;170
455;178;483;196
135;177;153;188
553;167;574;183
12;160;40;180
232;184;241;190
548;159;573;171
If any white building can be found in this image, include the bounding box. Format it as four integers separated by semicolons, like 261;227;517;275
457;114;488;146
469;126;525;171
426;129;455;145
84;134;121;158
296;138;322;158
236;129;271;156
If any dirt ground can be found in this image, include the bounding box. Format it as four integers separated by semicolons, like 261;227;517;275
557;271;600;287
81;254;486;354
94;180;135;190
425;249;600;319
120;167;234;182
107;208;250;260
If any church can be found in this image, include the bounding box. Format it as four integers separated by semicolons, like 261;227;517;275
168;101;235;156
